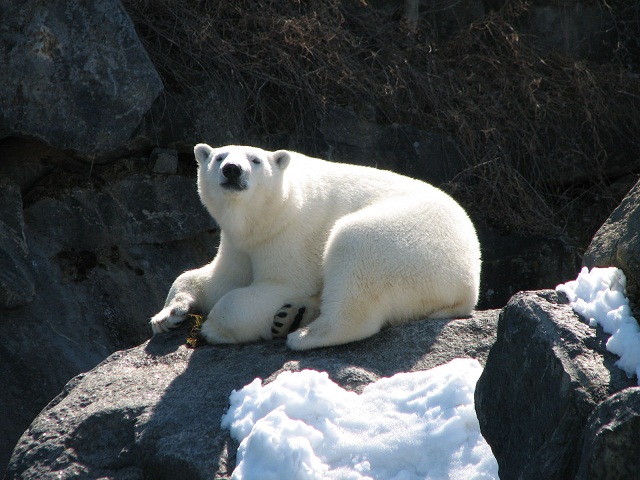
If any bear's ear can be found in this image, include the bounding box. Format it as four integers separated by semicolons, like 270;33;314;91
194;143;214;165
271;150;291;170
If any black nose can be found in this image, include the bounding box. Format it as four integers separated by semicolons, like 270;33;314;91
222;163;242;180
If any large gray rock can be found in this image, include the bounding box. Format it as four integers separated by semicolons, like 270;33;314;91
583;179;640;312
0;0;163;157
0;178;34;308
320;105;466;185
523;1;615;60
0;154;217;472
475;290;637;480
477;227;580;309
4;311;499;479
25;173;215;251
577;387;640;479
373;0;485;37
128;82;245;155
0;136;588;475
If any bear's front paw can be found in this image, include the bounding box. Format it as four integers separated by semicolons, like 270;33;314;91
271;303;308;338
150;294;195;334
150;307;188;334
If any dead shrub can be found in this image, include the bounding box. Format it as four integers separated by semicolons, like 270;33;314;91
123;0;640;241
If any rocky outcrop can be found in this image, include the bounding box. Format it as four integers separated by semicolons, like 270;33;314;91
0;0;637;476
128;82;246;155
4;311;499;480
0;0;163;157
0;137;584;475
522;0;616;60
0;142;217;472
0;178;34;309
577;386;640;478
583;179;640;313
475;290;637;479
320;105;467;185
476;179;640;479
476;228;580;309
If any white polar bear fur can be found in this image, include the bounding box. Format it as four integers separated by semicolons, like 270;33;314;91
150;144;481;350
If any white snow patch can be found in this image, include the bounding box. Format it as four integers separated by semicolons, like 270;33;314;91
221;358;499;480
557;266;640;383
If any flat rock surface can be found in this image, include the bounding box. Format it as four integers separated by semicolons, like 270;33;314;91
5;311;498;480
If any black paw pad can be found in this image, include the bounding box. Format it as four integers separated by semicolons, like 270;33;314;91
289;307;306;333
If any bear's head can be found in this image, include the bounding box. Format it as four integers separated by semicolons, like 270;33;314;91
194;144;291;215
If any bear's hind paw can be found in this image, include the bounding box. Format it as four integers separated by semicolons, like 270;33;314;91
271;304;307;338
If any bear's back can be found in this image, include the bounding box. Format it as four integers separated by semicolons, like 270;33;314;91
286;152;449;213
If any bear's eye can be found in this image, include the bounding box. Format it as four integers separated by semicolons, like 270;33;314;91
250;157;261;165
214;153;228;162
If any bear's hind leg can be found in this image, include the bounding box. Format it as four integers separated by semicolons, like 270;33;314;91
199;283;315;344
286;261;387;349
426;300;476;320
287;203;447;350
285;296;384;350
271;296;320;338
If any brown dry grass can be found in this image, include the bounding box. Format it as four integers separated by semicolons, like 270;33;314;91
123;0;640;240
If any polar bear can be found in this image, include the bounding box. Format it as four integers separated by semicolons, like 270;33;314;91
150;144;481;350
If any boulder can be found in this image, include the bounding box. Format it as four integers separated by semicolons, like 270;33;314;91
0;153;217;472
0;0;163;158
127;83;245;155
150;148;179;175
25;172;215;251
373;0;485;37
320;105;466;185
476;227;580;309
577;386;640;479
583;179;640;314
0;135;590;473
475;290;637;480
0;178;34;308
4;311;499;479
522;1;615;60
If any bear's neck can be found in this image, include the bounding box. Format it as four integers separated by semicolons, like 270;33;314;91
215;185;301;252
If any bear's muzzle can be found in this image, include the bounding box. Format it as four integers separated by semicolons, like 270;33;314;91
221;162;247;191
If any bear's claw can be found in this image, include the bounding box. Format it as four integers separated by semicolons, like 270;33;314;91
150;303;191;334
